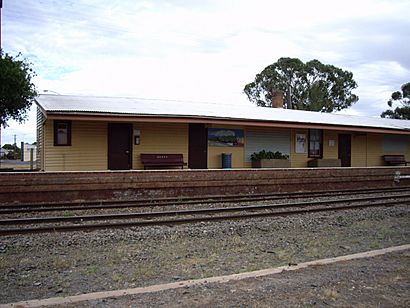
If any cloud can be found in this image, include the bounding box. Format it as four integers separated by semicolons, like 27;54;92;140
2;0;409;144
1;107;37;145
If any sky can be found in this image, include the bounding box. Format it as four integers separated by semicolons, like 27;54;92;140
1;0;409;145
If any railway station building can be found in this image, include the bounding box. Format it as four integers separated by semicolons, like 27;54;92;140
35;95;410;171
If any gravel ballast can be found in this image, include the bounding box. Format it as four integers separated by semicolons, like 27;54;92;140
1;204;409;305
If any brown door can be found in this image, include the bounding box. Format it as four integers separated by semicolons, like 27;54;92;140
189;124;208;169
338;134;351;167
108;123;132;170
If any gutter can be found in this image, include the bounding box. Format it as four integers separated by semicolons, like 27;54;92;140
42;111;410;135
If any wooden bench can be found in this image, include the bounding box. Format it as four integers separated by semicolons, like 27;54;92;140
382;155;409;166
140;154;185;170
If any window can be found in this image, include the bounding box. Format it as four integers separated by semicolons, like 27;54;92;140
308;129;323;158
54;120;71;146
383;135;409;152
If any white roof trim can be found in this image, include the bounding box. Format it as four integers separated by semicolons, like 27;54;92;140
35;94;410;132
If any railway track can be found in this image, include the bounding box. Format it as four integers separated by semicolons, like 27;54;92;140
1;188;409;236
1;186;409;215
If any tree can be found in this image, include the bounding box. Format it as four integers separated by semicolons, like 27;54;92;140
2;143;21;160
380;82;410;120
2;143;15;150
0;50;38;127
244;57;359;112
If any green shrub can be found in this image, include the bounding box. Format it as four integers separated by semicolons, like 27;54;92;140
250;150;289;161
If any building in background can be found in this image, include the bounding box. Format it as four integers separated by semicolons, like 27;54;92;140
21;143;37;162
0;148;11;159
35;94;410;172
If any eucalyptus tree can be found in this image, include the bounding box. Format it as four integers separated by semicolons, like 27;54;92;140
0;50;37;127
244;57;358;112
381;82;410;120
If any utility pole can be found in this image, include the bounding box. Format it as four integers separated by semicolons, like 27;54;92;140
13;134;17;160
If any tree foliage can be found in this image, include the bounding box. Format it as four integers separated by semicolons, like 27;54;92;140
244;57;359;112
1;144;21;160
250;150;289;162
0;50;37;127
380;82;410;120
2;143;15;150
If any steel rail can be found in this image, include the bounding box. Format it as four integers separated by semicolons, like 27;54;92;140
0;198;407;236
1;186;409;214
1;192;410;225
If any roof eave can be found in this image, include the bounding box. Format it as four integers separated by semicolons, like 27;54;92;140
34;99;48;119
44;111;410;135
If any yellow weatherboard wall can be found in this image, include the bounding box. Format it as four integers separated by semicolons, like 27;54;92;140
208;147;244;169
291;129;309;168
323;131;339;159
290;130;410;168
36;108;45;170
43;120;107;171
132;122;188;169
365;133;410;166
292;129;342;168
366;133;384;166
207;125;245;169
41;118;410;171
43;121;188;171
351;133;367;167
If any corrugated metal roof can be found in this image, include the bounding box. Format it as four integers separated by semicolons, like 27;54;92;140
35;94;410;132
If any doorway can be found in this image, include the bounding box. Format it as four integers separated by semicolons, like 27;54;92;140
188;124;208;169
108;123;132;170
338;134;351;167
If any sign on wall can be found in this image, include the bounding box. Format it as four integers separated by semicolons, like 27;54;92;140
208;128;244;147
295;133;307;153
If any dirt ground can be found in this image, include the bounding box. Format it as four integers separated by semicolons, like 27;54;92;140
0;160;36;171
62;249;410;308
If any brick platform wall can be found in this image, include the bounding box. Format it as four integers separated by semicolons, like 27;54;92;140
1;167;409;204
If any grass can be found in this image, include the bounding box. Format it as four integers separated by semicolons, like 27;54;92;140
53;256;72;271
63;212;76;217
87;265;98;274
132;262;157;281
111;272;125;282
323;288;339;301
369;240;382;249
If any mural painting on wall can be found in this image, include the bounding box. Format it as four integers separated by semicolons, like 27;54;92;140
208;128;244;147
